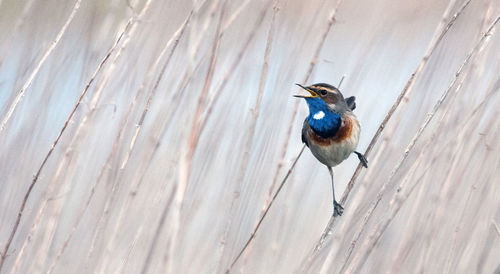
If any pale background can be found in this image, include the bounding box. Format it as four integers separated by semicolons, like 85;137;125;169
0;0;499;273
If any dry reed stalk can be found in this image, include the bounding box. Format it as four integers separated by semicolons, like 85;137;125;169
222;0;251;32
127;0;239;164
189;0;220;61
0;0;82;132
215;2;277;271
226;145;306;273
1;1;154;272
9;148;78;273
82;59;205;270
182;1;224;186
96;4;217;272
188;0;247;65
106;0;257;198
386;81;500;272
199;0;274;135
342;14;500;274
308;1;473;262
108;51;210;261
119;9;195;169
348;47;479;274
260;3;288;207
423;10;498;271
117;224;144;273
174;2;226;274
493;221;500;236
48;0;156;271
226;1;344;271
0;1;143;270
43;6;194;273
443;91;500;273
102;65;209;273
140;185;177;274
244;0;277;231
0;0;35;68
128;59;206;190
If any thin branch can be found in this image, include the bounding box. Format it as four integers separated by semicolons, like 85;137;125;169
226;1;344;271
248;0;278;244
183;2;225;179
119;9;194;169
174;2;227;273
0;0;82;131
310;0;474;258
83;58;206;270
40;6;192;273
0;0;36;68
83;4;208;263
338;74;346;88
226;145;306;273
140;185;177;274
225;1;343;271
493;221;500;237
3;0;158;270
0;4;143;272
199;0;274;135
216;1;278;271
344;14;500;274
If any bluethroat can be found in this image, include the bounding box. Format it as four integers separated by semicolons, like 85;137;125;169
295;83;368;216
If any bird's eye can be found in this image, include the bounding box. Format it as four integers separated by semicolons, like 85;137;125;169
320;89;327;95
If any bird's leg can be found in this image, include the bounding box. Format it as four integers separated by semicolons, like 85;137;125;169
354;151;368;168
328;166;344;216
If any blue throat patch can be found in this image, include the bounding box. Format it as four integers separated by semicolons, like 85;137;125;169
305;98;341;138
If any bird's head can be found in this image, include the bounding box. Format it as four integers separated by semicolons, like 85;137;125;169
294;83;350;114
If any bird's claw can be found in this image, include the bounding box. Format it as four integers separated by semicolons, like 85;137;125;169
333;201;344;216
355;151;368;168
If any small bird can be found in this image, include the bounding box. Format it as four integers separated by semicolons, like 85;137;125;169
295;83;368;216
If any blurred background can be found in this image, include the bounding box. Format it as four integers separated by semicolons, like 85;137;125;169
0;0;499;273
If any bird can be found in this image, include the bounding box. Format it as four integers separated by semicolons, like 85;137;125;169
294;83;368;216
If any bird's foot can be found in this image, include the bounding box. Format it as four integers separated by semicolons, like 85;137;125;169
355;151;368;168
333;201;344;216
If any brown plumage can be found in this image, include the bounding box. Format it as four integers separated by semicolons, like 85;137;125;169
306;115;354;145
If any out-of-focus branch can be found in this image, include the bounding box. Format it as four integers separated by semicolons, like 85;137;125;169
310;0;474;259
346;15;500;273
226;144;306;273
0;0;82;131
216;1;278;271
226;1;344;271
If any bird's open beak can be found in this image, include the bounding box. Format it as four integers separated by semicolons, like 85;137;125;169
293;83;318;98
